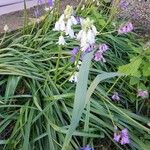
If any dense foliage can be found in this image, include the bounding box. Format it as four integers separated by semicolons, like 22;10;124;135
0;0;150;150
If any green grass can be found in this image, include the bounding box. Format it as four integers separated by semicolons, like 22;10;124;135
0;0;150;150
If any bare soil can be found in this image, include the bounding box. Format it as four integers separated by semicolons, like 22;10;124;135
0;0;79;33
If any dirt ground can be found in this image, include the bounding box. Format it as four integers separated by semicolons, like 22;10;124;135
0;0;79;33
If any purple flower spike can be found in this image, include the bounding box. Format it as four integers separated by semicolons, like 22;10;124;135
137;89;148;99
94;51;106;62
99;43;109;52
119;0;129;10
81;145;91;150
120;128;130;145
118;22;133;34
48;0;53;7
112;92;120;101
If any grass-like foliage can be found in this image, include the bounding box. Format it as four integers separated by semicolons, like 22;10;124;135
0;0;150;150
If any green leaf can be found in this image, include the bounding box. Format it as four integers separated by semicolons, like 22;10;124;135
142;62;150;77
129;77;140;85
118;57;142;77
4;76;21;102
62;52;93;150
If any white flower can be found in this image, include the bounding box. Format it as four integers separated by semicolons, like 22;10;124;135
60;21;66;31
77;29;94;51
65;19;75;38
69;72;78;83
91;25;97;35
4;25;9;32
77;30;83;40
80;31;87;47
76;18;97;51
66;18;73;28
53;14;65;31
53;9;77;38
59;14;65;21
53;21;60;31
70;16;78;25
66;27;75;38
57;35;66;45
75;61;82;69
87;29;95;45
81;43;90;52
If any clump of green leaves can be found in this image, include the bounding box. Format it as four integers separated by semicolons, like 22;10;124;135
0;1;150;150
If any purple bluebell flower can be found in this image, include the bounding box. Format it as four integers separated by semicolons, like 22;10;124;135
70;47;79;62
114;128;130;145
118;22;133;34
80;145;91;150
94;51;106;62
70;57;76;62
99;43;109;52
114;133;121;142
112;92;120;101
120;128;130;145
119;0;129;10
85;44;96;53
48;0;53;7
131;11;140;20
85;46;92;52
137;89;148;99
72;47;79;56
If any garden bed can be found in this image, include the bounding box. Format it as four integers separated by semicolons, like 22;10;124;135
0;1;150;150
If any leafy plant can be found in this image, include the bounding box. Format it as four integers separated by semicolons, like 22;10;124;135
0;1;150;150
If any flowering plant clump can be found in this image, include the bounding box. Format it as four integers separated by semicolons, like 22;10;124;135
0;1;150;150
